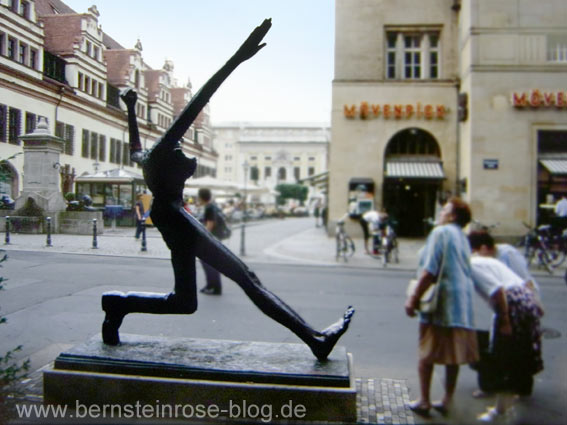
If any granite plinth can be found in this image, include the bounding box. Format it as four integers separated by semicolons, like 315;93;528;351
44;334;357;422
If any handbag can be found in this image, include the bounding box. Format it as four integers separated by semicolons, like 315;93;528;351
406;234;447;313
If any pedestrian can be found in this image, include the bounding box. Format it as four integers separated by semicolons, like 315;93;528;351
359;209;379;254
100;19;354;362
314;201;321;227
134;194;145;239
197;188;222;295
404;197;478;416
554;195;567;231
468;242;544;422
468;230;542;313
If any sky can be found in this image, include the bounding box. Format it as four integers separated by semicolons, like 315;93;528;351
63;0;335;124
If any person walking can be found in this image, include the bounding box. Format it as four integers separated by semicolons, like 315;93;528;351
134;194;145;239
198;188;222;295
404;197;478;416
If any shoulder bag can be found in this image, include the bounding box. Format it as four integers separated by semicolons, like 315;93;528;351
406;233;447;314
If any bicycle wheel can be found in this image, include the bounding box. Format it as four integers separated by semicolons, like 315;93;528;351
344;236;355;258
545;246;566;269
335;234;343;261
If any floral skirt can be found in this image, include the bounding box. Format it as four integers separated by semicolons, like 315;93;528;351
492;285;544;379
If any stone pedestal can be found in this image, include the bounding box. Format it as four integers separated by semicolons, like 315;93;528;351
15;118;67;230
44;334;357;422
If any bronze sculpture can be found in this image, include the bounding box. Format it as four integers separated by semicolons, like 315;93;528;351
101;19;354;361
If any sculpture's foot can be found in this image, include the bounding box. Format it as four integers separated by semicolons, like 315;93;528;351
119;88;137;108
101;292;127;345
310;306;355;361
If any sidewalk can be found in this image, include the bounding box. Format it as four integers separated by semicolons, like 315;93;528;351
0;222;559;277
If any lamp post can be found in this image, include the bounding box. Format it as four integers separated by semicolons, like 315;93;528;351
239;160;249;256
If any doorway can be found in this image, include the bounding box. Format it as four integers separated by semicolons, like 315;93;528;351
382;128;444;237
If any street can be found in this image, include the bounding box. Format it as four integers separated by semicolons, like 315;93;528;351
0;218;565;424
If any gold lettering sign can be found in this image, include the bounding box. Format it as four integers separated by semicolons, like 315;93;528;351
343;102;450;120
512;90;567;108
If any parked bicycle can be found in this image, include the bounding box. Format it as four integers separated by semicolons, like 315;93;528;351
335;215;355;262
517;222;566;273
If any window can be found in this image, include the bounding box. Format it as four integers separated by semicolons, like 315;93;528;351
98;135;106;162
18;43;27;64
122;142;131;166
30;48;37;69
278;167;286;181
0;33;4;56
8;108;21;145
81;129;89;158
250;156;257;160
264;166;271;178
20;1;30;19
0;104;7;143
56;121;75;155
308;157;315;161
25;112;36;133
293;156;300;161
93;46;99;61
294;167;300;181
265;156;271;161
308;167;315;176
86;41;91;56
547;34;567;63
90;132;98;159
7;37;16;60
78;72;84;91
109;138;122;164
385;30;440;80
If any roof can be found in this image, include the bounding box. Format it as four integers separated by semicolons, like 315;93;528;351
540;159;567;175
385;161;445;179
75;168;144;183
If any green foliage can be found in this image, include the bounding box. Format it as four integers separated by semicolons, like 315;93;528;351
275;184;309;206
13;197;44;217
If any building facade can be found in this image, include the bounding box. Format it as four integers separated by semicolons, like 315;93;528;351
0;0;216;212
330;0;567;237
214;122;329;206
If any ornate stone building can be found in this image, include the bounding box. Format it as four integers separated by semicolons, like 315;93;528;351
0;0;216;211
214;122;329;206
331;0;567;237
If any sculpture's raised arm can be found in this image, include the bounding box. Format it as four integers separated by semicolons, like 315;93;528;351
159;18;272;149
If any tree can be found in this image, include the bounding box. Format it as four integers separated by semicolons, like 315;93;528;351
275;183;308;206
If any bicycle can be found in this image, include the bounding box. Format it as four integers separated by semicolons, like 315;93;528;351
335;217;355;262
517;222;566;273
369;222;399;267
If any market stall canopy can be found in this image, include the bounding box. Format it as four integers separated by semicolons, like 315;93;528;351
75;168;145;183
384;160;445;179
185;176;239;191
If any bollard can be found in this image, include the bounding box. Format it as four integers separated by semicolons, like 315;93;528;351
141;222;147;252
92;218;98;249
4;216;10;245
46;217;53;247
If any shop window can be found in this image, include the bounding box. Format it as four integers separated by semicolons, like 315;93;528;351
385;30;440;80
385;127;440;157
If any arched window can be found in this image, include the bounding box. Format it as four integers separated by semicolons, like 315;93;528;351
385;127;440;158
278;167;286;181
